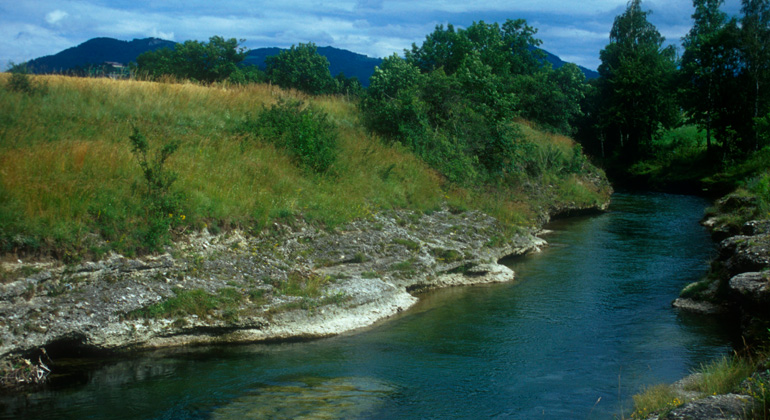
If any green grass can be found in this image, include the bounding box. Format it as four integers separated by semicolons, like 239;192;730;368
685;355;756;395
630;354;760;419
392;238;420;251
0;74;610;259
127;288;243;320
631;384;685;419
274;272;330;298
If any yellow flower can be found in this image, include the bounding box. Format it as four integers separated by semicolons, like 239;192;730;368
169;213;173;218
180;215;186;220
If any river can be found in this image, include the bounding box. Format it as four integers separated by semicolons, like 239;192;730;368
0;192;737;419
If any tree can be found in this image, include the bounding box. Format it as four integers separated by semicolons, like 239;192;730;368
404;20;543;78
136;36;247;83
265;43;336;94
362;54;425;139
596;0;678;157
680;0;740;152
740;0;770;150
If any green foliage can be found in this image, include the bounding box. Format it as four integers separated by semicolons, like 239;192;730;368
595;0;679;158
746;170;770;216
136;36;247;83
265;43;336;94
248;99;338;173
582;0;770;176
404;19;543;76
128;128;185;251
680;0;742;153
362;19;592;186
745;370;770;419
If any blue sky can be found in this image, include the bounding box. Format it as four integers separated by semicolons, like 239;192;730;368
1;0;744;71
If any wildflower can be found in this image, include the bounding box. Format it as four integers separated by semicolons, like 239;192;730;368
180;215;186;221
169;213;173;218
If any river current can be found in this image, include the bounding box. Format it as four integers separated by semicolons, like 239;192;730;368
1;192;737;419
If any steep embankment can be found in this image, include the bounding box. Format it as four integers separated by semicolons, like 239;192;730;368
0;74;611;381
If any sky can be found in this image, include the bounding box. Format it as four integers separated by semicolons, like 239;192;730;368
0;0;745;72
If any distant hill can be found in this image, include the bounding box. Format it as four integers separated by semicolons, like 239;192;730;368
24;37;176;74
20;37;598;83
244;46;383;87
538;48;599;80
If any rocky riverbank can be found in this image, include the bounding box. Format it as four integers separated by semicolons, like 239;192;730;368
638;191;770;420
1;203;593;383
674;193;770;337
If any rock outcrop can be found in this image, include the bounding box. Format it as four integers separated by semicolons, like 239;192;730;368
0;207;549;362
662;191;770;420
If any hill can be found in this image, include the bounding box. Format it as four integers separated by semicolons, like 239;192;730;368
539;48;599;79
244;46;383;86
24;37;176;74
19;37;599;83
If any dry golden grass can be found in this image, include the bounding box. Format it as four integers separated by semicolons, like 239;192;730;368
0;74;608;257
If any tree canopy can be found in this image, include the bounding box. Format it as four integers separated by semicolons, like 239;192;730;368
595;0;678;158
265;43;336;95
136;36;249;84
361;19;590;184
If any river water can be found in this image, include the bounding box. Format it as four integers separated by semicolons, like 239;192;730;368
1;193;737;419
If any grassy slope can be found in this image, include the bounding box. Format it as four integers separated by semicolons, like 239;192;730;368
0;74;609;260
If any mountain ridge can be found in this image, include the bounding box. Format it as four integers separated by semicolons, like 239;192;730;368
18;37;598;82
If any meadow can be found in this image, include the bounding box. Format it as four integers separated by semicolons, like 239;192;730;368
0;73;608;260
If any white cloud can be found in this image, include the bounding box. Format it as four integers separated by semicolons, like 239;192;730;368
45;9;69;25
151;28;174;41
0;22;74;65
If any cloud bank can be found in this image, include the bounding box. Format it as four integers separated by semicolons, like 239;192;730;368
0;0;747;71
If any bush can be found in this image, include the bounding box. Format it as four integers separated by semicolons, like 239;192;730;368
5;65;46;95
128;128;185;251
249;99;338;173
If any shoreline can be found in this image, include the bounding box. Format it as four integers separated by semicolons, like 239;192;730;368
0;204;579;378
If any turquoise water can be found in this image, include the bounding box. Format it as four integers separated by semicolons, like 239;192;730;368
0;193;736;419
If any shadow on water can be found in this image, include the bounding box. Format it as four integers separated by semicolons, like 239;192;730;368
1;193;739;419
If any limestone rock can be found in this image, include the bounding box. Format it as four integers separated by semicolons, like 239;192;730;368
672;298;728;315
662;394;754;420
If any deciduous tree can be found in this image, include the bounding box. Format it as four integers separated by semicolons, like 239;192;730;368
596;0;678;157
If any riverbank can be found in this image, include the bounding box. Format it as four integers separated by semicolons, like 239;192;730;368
633;183;770;419
1;73;616;387
0;198;613;387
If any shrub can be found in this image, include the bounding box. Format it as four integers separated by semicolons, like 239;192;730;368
128;128;185;251
5;64;46;95
249;99;338;173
